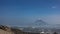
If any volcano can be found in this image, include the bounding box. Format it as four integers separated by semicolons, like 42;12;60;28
29;19;49;27
35;19;48;26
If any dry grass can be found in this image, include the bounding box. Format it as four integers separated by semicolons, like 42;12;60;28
0;29;14;34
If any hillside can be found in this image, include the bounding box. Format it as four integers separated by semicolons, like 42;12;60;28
0;29;14;34
0;25;35;34
0;25;24;34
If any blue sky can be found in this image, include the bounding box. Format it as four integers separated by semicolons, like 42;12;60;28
0;0;60;26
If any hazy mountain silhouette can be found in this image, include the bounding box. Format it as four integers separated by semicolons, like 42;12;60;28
29;19;49;27
35;19;48;26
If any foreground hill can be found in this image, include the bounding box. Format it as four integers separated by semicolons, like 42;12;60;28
0;25;39;34
0;25;24;34
0;29;14;34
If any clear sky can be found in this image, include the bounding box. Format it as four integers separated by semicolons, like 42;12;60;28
0;0;60;26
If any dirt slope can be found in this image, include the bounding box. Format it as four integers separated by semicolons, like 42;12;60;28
0;29;14;34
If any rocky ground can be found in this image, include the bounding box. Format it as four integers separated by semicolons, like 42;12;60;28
0;25;23;34
0;29;14;34
0;25;33;34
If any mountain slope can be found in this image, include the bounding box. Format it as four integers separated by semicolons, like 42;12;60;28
28;19;49;27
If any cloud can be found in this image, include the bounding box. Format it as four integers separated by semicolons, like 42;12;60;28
52;6;56;8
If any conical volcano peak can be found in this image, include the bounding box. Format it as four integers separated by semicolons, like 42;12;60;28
34;19;48;26
35;19;45;23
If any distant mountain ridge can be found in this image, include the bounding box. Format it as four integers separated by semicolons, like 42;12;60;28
27;19;60;29
35;19;48;26
29;19;49;27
